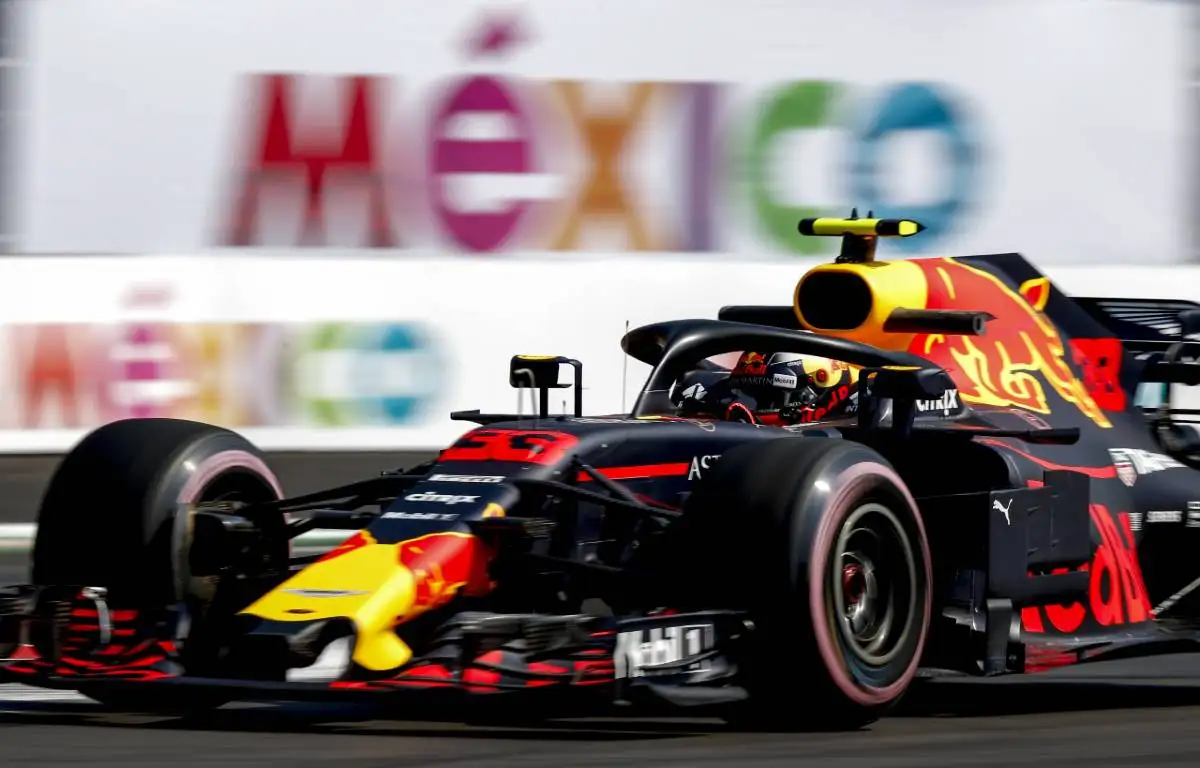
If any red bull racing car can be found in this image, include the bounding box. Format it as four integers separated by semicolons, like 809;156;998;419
4;214;1200;730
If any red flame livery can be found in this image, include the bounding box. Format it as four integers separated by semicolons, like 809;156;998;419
907;259;1111;429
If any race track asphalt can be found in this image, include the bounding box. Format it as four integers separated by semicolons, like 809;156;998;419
5;453;1200;765
4;653;1200;767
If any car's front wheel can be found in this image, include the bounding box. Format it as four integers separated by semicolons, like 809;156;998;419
31;418;287;713
659;437;932;730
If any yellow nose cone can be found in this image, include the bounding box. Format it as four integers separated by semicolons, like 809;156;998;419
240;542;416;672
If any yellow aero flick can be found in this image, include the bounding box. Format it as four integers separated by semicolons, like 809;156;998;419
797;217;925;238
797;211;928;264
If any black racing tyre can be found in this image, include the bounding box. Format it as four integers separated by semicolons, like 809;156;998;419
662;437;932;731
31;418;285;713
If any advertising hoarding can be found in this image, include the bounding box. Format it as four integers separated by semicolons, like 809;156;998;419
11;0;1191;264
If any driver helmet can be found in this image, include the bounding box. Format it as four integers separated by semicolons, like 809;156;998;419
721;351;858;424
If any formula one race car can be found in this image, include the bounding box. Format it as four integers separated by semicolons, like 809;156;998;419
4;214;1200;730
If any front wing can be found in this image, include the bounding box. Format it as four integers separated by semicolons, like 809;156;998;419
0;584;752;715
7;584;1200;717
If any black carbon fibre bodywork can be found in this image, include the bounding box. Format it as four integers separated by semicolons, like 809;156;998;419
6;248;1200;719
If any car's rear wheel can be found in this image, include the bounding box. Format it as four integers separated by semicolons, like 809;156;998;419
31;418;286;713
660;437;932;731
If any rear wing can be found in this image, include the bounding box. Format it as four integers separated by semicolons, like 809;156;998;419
1071;297;1200;353
1071;297;1200;392
1070;298;1200;432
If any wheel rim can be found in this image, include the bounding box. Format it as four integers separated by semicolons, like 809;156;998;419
830;502;918;668
174;469;286;678
176;469;286;607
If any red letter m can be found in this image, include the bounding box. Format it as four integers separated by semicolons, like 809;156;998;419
222;74;396;247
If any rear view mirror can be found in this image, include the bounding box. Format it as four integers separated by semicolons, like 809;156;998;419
509;356;571;389
509;355;583;417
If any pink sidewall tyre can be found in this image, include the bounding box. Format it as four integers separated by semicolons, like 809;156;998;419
662;437;932;731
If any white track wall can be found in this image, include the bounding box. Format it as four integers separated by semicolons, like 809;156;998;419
0;0;1193;451
0;256;1186;452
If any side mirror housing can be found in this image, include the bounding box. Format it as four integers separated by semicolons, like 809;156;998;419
509;355;584;417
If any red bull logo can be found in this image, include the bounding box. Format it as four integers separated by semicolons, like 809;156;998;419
398;532;489;615
1021;503;1150;635
907;259;1111;429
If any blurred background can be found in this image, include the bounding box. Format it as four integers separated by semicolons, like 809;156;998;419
0;0;1195;526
